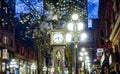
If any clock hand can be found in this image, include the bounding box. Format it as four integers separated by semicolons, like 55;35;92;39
55;37;59;41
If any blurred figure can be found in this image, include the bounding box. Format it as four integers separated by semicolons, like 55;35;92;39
110;68;116;74
116;65;120;74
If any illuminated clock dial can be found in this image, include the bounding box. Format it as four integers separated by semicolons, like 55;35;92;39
53;33;63;43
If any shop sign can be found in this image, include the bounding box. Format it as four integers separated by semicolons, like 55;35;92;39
97;48;103;53
96;52;103;56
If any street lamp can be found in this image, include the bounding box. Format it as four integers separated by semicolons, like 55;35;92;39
65;14;87;74
10;59;18;74
50;66;54;74
50;13;87;74
42;65;47;74
71;14;79;21
79;48;91;74
31;63;37;74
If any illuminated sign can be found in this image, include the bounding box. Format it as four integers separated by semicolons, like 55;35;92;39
97;48;103;52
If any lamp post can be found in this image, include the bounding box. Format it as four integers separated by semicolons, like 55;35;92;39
50;13;87;74
65;13;87;74
31;63;37;74
42;65;47;74
79;48;91;74
10;59;18;74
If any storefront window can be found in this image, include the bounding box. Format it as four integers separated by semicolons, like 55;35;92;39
2;62;5;72
27;66;30;74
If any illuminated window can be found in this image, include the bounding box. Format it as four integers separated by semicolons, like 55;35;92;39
3;36;8;44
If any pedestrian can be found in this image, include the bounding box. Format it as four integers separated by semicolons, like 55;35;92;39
110;68;116;74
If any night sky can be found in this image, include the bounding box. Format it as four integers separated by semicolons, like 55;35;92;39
15;0;99;19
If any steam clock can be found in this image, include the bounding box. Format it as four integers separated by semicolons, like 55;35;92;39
50;30;66;74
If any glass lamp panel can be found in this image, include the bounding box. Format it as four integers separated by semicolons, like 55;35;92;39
79;57;83;61
67;23;74;31
80;52;84;56
82;62;84;67
85;59;90;63
87;62;91;66
84;51;88;55
81;48;85;52
71;14;79;20
85;56;89;60
77;22;84;31
66;33;72;42
80;32;87;41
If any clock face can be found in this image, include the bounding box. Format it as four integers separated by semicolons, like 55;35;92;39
53;33;63;43
51;30;65;45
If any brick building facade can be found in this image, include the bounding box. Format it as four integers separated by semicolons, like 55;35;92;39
98;0;120;73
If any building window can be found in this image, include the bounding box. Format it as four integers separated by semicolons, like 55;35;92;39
0;33;2;42
3;36;8;44
118;38;120;53
114;45;118;52
9;39;13;48
28;50;30;59
116;0;120;13
31;52;34;60
16;44;20;53
0;1;1;8
3;7;7;14
2;49;8;59
21;46;25;55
